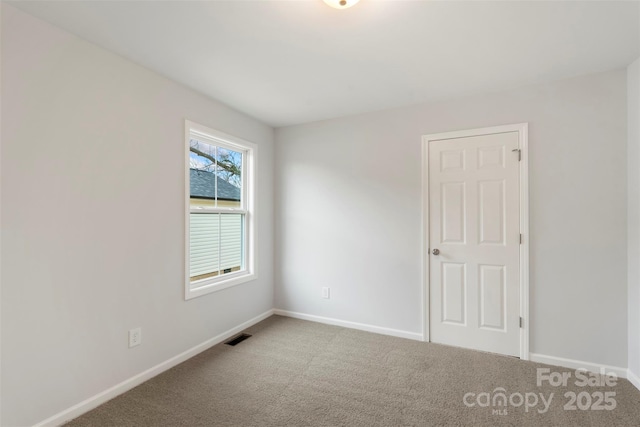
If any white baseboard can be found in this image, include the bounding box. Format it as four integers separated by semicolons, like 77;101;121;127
33;309;275;427
529;353;628;379
627;369;640;392
273;309;423;341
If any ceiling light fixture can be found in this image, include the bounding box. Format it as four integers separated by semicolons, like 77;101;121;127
323;0;360;9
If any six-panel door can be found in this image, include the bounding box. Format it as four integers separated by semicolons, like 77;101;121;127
429;131;520;357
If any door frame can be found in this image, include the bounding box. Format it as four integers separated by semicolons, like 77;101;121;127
421;123;529;360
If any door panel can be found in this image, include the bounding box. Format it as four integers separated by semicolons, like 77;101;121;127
479;264;506;331
478;180;505;245
440;149;465;172
429;131;520;357
442;262;466;325
441;182;466;243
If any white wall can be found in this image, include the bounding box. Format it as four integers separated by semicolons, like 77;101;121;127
1;5;274;426
629;57;640;380
0;3;4;425
275;69;628;369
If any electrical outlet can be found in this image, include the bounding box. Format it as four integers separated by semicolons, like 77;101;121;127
322;287;330;299
129;327;142;348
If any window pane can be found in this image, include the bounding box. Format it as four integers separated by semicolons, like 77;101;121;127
220;213;244;275
189;139;242;209
216;147;242;208
189;213;219;282
189;213;244;283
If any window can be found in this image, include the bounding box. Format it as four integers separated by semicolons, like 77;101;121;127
185;121;256;299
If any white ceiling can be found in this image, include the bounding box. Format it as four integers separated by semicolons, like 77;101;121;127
9;0;640;127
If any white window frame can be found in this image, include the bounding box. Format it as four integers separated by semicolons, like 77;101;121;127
185;120;257;300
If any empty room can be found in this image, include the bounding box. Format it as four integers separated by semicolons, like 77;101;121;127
2;0;640;426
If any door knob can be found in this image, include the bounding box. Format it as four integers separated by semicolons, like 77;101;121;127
432;249;440;255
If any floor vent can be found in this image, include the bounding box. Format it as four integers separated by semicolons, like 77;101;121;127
225;333;252;346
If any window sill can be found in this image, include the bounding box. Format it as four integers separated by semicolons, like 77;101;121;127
185;272;257;300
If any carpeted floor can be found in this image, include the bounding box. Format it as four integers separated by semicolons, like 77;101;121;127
65;315;640;426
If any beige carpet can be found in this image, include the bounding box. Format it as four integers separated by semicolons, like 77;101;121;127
65;315;640;426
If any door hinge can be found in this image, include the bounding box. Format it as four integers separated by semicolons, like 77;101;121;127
519;233;523;244
512;148;521;161
519;317;524;328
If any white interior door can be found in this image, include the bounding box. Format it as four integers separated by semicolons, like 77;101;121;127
428;131;521;357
